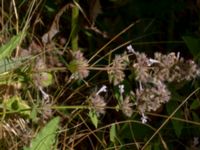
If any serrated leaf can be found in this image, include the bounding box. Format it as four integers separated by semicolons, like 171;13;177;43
166;100;184;137
23;117;60;150
0;32;24;60
109;124;116;143
88;110;98;128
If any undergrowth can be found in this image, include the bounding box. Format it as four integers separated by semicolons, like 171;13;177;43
0;0;200;150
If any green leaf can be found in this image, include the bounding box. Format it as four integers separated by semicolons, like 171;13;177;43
0;56;30;74
0;32;24;60
109;124;116;143
166;100;184;137
190;100;200;110
23;117;60;150
88;110;98;128
4;96;31;116
182;36;200;59
0;56;29;86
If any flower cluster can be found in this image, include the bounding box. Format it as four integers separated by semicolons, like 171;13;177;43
68;50;89;80
133;50;200;83
153;52;200;82
135;80;171;113
121;95;134;117
118;84;134;117
87;45;199;124
89;85;107;116
133;52;151;83
128;44;200;115
108;53;129;85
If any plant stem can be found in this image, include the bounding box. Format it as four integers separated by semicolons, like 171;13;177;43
71;0;79;51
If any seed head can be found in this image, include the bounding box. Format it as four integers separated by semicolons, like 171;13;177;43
90;93;106;116
108;53;129;85
68;50;89;79
121;96;134;117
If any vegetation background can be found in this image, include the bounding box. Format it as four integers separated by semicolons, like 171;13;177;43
0;0;200;149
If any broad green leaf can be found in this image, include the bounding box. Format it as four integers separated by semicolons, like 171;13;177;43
166;100;184;137
23;117;60;150
182;36;200;59
109;124;116;143
4;96;30;116
88;110;98;128
0;32;24;60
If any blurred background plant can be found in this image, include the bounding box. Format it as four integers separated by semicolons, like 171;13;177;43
0;0;200;149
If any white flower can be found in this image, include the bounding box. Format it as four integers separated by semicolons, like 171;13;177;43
126;45;135;53
39;86;49;100
119;84;124;95
148;58;160;66
96;85;107;95
141;113;148;124
176;52;180;60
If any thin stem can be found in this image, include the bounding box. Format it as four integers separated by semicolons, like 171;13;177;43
88;20;140;63
71;0;79;51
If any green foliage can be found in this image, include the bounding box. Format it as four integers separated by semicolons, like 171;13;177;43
166;100;184;138
109;124;116;143
71;0;79;51
0;56;29;74
4;96;31;116
1;0;200;149
0;33;24;60
182;36;200;59
190;100;200;110
88;110;98;128
23;117;60;150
